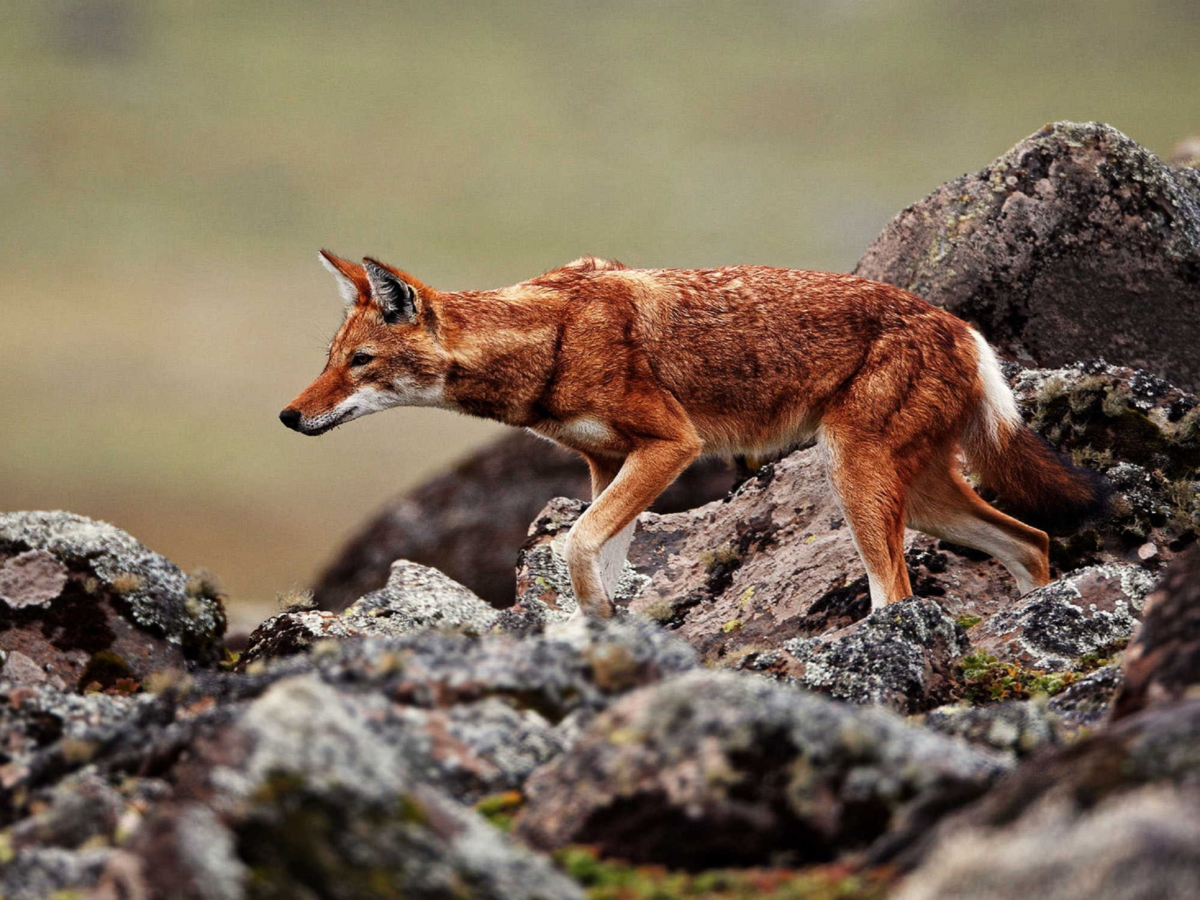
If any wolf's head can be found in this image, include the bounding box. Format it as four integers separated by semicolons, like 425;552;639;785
280;251;447;435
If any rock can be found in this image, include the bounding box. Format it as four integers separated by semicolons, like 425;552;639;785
1114;544;1200;719
0;649;64;689
0;846;115;900
240;560;496;667
5;617;700;896
1047;664;1123;731
924;699;1061;761
759;599;968;712
3;616;698;834
1008;362;1200;557
312;430;737;611
895;786;1200;900
104;675;584;900
345;559;499;636
875;698;1200;870
0;511;226;690
236;609;357;667
969;564;1156;671
0;681;150;815
855;121;1200;390
516;670;1004;870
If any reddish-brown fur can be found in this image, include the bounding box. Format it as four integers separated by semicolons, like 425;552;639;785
283;253;1103;616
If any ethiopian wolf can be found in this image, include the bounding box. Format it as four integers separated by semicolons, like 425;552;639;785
281;252;1102;617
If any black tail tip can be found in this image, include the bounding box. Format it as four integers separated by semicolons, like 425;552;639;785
1019;463;1112;534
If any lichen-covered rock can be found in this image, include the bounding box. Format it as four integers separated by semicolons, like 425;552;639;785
235;609;356;667
1008;362;1200;561
970;564;1156;671
516;670;1004;870
761;599;968;712
0;681;151;816
896;787;1200;900
346;559;499;636
3;616;698;838
0;846;115;900
312;431;736;611
0;511;226;689
856;121;1200;391
1114;544;1200;719
924;699;1061;761
1047;664;1123;730
104;675;583;900
240;560;496;667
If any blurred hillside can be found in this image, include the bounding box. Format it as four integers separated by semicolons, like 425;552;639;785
2;0;1198;627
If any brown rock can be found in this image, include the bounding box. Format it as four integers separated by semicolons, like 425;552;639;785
0;512;226;692
312;430;737;612
856;122;1200;390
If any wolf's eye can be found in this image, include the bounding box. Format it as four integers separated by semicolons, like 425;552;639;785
350;351;374;367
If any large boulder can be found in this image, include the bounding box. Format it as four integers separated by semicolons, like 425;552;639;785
516;670;1005;869
856;121;1200;390
0;512;226;691
750;598;968;712
312;430;737;612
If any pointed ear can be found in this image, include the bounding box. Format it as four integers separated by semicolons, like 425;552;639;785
318;250;369;309
363;258;420;325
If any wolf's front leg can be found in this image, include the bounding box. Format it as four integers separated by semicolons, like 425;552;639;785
565;437;700;617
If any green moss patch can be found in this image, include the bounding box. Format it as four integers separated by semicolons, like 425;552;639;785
556;846;896;900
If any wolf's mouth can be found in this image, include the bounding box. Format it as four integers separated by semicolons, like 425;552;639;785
302;408;355;436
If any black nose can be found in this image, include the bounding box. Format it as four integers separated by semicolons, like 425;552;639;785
279;408;302;430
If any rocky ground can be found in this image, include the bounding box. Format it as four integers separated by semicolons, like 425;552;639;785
4;121;1200;899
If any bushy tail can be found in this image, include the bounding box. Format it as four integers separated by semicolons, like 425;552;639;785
962;331;1107;532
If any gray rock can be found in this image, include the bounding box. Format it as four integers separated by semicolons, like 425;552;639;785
1048;664;1123;730
971;564;1156;671
0;681;150;808
516;669;1004;869
240;560;495;666
0;846;115;900
856;121;1200;391
346;559;499;637
773;599;968;712
109;674;583;900
924;699;1061;761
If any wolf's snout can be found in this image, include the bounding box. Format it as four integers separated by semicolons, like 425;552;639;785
279;408;302;431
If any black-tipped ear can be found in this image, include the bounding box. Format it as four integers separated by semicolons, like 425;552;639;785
363;259;419;325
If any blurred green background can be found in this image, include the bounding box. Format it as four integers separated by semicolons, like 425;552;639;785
3;0;1198;628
